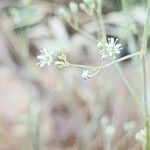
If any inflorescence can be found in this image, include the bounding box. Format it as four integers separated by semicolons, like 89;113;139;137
36;37;123;80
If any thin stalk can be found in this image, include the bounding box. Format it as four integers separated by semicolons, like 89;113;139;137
121;0;128;16
90;67;102;78
69;63;97;69
141;2;150;54
69;0;139;109
115;64;142;112
119;0;145;116
20;29;40;150
77;27;98;43
103;52;141;69
142;55;149;150
68;21;98;43
121;0;138;53
95;0;106;42
69;51;141;70
141;0;150;149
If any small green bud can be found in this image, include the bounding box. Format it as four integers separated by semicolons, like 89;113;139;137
55;61;69;69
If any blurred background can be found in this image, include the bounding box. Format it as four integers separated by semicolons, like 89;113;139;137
0;0;149;149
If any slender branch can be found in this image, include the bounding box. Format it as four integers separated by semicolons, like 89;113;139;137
69;63;97;69
69;51;141;70
68;22;98;43
115;64;142;110
88;52;141;81
77;27;98;43
141;1;150;54
142;56;149;149
95;0;106;43
102;52;141;69
90;67;102;78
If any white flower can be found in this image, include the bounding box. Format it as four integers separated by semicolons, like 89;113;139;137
79;3;86;11
105;38;122;57
135;129;146;142
123;121;136;132
58;7;71;20
104;125;116;137
97;38;122;60
58;7;67;15
101;54;108;61
36;48;53;67
69;2;78;13
81;70;90;80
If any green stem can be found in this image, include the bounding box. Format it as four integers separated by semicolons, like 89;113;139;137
102;52;141;69
77;27;98;43
69;51;141;70
69;63;97;69
141;0;150;149
142;55;149;150
95;0;106;42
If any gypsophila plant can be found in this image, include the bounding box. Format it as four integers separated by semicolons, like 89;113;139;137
37;0;150;149
36;37;124;80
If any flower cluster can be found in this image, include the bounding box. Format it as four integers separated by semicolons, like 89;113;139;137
100;116;116;140
97;37;122;60
55;51;69;69
79;0;97;16
58;0;100;22
123;121;136;133
104;125;116;137
58;2;78;22
36;48;53;67
135;129;146;143
36;49;69;69
37;37;122;80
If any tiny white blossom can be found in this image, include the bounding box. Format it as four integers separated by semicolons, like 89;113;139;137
81;70;90;80
104;125;116;137
58;7;71;20
55;61;69;69
97;42;103;50
123;121;136;132
79;0;96;16
58;7;67;15
135;129;146;142
69;2;78;13
36;48;53;67
105;38;122;57
79;3;86;11
101;54;108;61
